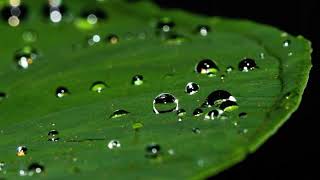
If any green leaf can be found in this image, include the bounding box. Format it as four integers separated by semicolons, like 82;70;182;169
0;0;312;179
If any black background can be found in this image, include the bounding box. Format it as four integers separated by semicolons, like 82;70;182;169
153;0;319;179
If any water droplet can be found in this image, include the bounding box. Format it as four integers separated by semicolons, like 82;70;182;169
132;75;144;86
0;162;5;172
224;66;233;74
196;25;211;36
185;82;200;95
145;143;161;158
220;100;239;112
192;127;201;134
195;59;219;74
156;17;175;33
238;58;257;72
106;34;119;44
16;146;27;156
0;92;7;102
239;112;247;118
56;87;69;98
177;109;186;117
259;52;265;59
288;52;293;56
193;108;203;117
42;2;67;23
22;30;37;42
132;122;143;131
203;90;236;107
1;4;28;26
220;75;225;80
75;8;107;30
14;46;39;69
107;140;121;149
90;81;107;93
27;163;44;175
109;109;129;119
48;130;60;142
204;109;222;120
283;40;291;47
153;93;179;114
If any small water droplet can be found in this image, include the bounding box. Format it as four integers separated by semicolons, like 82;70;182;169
14;46;39;69
185;82;200;95
132;75;144;86
56;87;69;98
196;25;211;36
239;128;248;135
203;90;236;107
177;109;186;117
107;140;121;149
283;40;291;47
153;93;179;114
259;52;265;59
22;30;38;42
156;17;175;33
220;75;225;80
220;100;239;112
90;81;107;93
192;127;201;134
27;163;44;175
132;122;143;131
238;58;257;72
226;66;234;73
204;109;222;120
239;112;247;118
193;108;203;116
195;59;219;74
288;52;293;56
0;92;7;102
16;146;27;156
145;143;161;158
0;162;5;172
109;110;129;119
106;34;119;44
48;130;60;142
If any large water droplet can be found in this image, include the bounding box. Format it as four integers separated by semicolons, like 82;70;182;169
220;100;239;112
132;75;144;86
107;140;121;149
109;110;129;119
27;163;44;175
185;82;200;95
195;59;219;74
153;93;179;114
238;58;257;72
48;130;60;142
56;87;70;98
203;90;236;107
195;25;211;36
16;146;27;156
283;40;291;47
145;143;161;158
193;108;203;117
14;46;39;69
90;81;107;93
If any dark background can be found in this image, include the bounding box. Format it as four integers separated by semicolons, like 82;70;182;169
153;0;319;179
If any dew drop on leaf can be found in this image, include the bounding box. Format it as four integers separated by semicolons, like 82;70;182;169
238;58;257;72
16;146;27;156
27;163;44;175
226;66;234;73
107;34;119;44
0;161;5;172
48;130;60;142
185;82;200;95
107;140;121;149
203;90;236;107
283;39;291;47
195;25;210;36
193;108;203;117
56;87;70;98
176;109;186;117
156;17;175;33
109;110;130;119
132;75;144;86
153;93;179;114
195;59;219;74
145;143;161;158
14;46;39;69
90;81;107;93
192;127;201;134
204;109;222;120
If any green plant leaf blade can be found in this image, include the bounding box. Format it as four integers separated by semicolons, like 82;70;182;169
0;0;312;179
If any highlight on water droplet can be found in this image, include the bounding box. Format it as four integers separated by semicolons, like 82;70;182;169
226;66;234;73
90;81;107;93
185;82;200;95
176;109;186;117
75;8;107;30
193;108;203;117
27;162;44;175
109;109;129;119
132;75;144;86
16;146;27;156
48;130;60;142
283;39;291;47
204;109;222;120
156;17;175;33
195;59;219;74
106;34;119;44
56;86;69;98
238;58;257;72
14;46;39;69
107;140;121;149
195;25;211;36
153;93;179;114
145;143;161;159
203;90;236;107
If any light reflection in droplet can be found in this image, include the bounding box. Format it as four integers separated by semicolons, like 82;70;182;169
8;16;20;27
50;10;62;23
87;14;98;24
